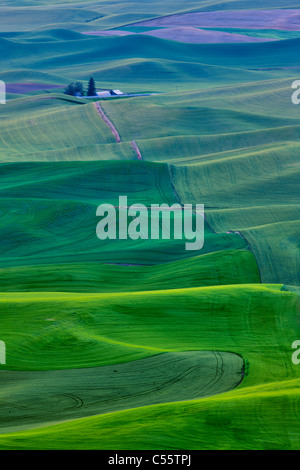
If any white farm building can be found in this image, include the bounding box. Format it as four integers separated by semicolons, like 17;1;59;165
96;89;124;97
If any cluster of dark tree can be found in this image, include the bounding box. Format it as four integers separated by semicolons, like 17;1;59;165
64;77;97;97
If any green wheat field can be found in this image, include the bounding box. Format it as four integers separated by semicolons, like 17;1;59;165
0;0;299;450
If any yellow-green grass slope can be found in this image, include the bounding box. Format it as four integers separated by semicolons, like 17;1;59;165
0;284;299;448
0;379;298;450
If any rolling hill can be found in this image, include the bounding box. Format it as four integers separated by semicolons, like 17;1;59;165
0;0;299;451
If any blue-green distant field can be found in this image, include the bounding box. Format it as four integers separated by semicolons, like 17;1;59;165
0;0;299;450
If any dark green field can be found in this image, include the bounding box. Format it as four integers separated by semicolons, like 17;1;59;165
0;0;299;450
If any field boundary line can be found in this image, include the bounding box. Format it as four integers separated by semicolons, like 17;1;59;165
167;164;182;205
94;101;121;143
131;140;143;160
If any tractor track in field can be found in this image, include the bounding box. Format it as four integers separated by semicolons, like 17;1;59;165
0;351;244;434
94;101;121;143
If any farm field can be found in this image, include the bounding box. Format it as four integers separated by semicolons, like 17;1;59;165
0;0;299;451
